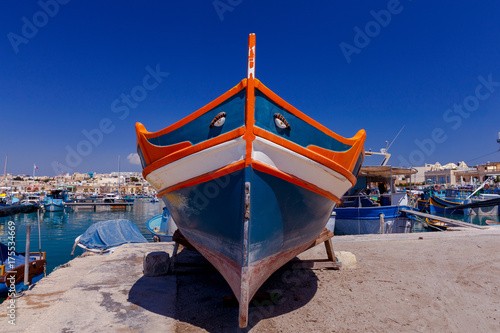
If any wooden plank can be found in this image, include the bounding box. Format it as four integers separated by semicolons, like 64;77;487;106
290;259;342;270
324;238;336;262
306;228;334;250
399;209;488;229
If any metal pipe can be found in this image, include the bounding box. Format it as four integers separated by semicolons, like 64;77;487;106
37;209;42;258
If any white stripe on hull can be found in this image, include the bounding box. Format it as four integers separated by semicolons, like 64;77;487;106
147;136;351;198
147;137;246;191
252;137;351;198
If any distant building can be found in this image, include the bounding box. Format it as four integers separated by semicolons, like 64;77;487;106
423;161;476;186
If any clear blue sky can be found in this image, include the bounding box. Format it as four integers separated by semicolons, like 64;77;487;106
1;1;500;176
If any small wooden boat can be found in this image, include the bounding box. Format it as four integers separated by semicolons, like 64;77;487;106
147;207;176;242
135;34;366;327
70;219;147;255
485;220;500;226
0;242;46;296
425;217;449;231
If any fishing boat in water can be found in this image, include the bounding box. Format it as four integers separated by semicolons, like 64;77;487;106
0;242;46;296
333;165;417;235
43;189;67;212
135;34;366;327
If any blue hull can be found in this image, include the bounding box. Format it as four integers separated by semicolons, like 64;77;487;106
161;166;335;268
44;203;65;212
430;196;464;214
334;205;414;235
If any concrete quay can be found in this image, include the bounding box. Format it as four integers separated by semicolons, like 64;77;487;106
2;226;500;332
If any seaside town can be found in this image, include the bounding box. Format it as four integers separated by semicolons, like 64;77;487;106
1;171;155;199
2;160;499;200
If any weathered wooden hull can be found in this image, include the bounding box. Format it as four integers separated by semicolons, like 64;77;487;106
136;34;366;327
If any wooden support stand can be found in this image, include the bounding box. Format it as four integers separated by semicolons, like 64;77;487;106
290;228;342;270
170;228;341;273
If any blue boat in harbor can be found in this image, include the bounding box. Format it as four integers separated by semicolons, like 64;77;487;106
43;190;67;212
334;165;417;235
135;34;366;327
429;195;464;214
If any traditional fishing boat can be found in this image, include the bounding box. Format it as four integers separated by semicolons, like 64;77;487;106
135;34;366;327
429;195;464;214
333;166;417;235
43;189;67;212
0;242;46;296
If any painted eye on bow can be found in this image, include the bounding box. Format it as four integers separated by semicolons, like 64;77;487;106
273;113;291;130
210;112;226;128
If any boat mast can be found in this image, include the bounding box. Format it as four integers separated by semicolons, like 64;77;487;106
118;155;120;197
1;155;6;186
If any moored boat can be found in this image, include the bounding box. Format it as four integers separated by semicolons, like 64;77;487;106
135;34;366;327
429;195;464;214
43;189;67;212
333;165;417;235
147;207;177;242
0;242;46;296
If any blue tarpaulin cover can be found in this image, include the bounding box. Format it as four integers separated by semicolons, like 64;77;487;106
78;219;147;250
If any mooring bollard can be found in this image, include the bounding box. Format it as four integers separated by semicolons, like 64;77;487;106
379;213;385;234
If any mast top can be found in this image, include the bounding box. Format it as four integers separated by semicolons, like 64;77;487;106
247;33;256;80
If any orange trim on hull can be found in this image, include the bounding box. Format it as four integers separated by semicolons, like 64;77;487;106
142;127;245;179
252;161;341;204
253;127;358;186
156;160;246;197
308;129;366;173
154;157;341;204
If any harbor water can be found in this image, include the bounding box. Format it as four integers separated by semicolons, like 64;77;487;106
0;199;164;301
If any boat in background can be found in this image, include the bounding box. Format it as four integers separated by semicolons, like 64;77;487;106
429;195;464;214
21;193;42;206
0;242;46;296
333;165;417;235
147;207;177;242
70;219;148;255
425;217;449;231
43;189;67;212
0;202;39;217
135;34;366;327
462;194;500;215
